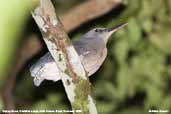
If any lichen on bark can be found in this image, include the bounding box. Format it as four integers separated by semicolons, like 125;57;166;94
31;0;97;114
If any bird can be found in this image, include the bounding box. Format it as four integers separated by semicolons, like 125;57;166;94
30;23;128;86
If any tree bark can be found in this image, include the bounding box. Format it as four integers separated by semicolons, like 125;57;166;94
31;0;98;113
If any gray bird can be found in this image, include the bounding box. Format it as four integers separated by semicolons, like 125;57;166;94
30;23;127;86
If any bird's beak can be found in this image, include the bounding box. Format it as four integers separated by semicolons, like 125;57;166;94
108;22;128;33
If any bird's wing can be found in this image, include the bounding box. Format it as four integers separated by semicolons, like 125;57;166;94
30;52;62;86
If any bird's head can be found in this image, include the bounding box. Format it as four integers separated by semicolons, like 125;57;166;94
83;22;128;44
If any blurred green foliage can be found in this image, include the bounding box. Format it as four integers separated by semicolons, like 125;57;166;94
1;0;171;114
0;0;33;86
93;0;171;113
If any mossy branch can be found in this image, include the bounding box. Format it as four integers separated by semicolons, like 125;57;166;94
31;0;97;113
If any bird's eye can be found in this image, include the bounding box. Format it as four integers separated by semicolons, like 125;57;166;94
95;29;98;32
95;29;103;32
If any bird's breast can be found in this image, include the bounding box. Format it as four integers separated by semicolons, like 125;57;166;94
79;47;107;76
